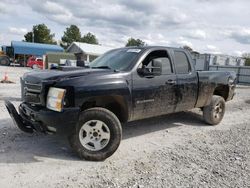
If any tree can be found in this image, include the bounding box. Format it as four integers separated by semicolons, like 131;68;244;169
245;59;250;66
24;32;33;43
61;25;82;49
126;38;145;47
81;32;99;44
242;53;250;66
183;45;193;52
24;24;56;44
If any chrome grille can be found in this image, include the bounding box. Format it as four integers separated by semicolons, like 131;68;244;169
22;81;43;105
24;82;42;93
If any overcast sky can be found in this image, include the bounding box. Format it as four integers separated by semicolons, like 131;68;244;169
0;0;250;56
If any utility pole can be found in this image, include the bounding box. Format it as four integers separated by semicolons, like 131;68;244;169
32;31;34;43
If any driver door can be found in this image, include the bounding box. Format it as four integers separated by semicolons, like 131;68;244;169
131;49;178;121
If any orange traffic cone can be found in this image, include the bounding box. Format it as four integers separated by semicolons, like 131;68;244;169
3;72;8;81
1;72;14;83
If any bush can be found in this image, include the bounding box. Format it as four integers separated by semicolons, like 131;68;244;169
245;58;250;66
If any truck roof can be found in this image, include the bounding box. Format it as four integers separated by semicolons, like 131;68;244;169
117;46;186;51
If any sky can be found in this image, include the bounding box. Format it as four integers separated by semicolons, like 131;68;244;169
0;0;250;56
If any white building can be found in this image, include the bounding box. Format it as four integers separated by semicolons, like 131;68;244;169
67;42;114;62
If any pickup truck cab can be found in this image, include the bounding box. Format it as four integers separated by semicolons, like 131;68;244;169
5;46;236;161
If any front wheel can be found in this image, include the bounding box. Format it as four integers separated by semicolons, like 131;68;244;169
203;95;225;125
32;64;38;69
69;107;122;161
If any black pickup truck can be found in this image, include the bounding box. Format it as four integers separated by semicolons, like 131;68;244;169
5;46;236;161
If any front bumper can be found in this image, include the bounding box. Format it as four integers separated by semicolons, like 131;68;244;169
5;101;80;134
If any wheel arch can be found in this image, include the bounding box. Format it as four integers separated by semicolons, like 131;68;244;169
81;95;129;123
213;84;229;101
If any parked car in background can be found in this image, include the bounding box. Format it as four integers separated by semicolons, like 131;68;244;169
27;56;43;69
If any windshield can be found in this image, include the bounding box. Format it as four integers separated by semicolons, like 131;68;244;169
90;48;143;71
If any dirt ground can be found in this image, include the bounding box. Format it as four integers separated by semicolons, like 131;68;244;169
0;66;250;188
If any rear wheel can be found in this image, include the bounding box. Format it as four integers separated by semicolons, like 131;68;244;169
69;107;122;161
203;95;225;125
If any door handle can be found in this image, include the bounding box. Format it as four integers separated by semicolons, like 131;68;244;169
166;79;176;85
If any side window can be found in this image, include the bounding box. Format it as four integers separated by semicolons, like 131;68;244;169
174;51;191;74
140;50;173;75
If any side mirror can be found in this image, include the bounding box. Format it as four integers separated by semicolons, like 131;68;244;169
137;64;162;77
137;67;153;77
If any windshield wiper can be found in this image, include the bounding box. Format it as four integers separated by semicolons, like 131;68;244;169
91;66;112;69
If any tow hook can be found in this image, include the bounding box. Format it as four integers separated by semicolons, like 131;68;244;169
4;100;34;133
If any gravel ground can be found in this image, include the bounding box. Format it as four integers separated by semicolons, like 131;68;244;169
0;66;250;188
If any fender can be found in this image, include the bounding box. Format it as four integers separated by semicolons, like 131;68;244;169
195;71;236;107
55;72;132;122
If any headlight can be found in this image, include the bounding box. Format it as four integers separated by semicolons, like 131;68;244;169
46;87;66;112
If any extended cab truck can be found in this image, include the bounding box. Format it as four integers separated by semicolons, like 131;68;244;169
5;46;236;161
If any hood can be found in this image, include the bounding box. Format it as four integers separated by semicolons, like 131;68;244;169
22;68;113;84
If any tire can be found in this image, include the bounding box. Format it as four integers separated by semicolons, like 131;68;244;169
69;107;122;161
203;95;225;125
0;56;10;66
32;64;38;69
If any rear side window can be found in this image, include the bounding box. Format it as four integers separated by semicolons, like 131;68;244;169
174;51;191;74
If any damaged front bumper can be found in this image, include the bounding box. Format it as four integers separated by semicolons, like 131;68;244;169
5;101;80;134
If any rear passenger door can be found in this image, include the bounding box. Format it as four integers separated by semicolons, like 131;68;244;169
173;50;198;112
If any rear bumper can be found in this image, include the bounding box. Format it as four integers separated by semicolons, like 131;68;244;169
5;101;80;134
